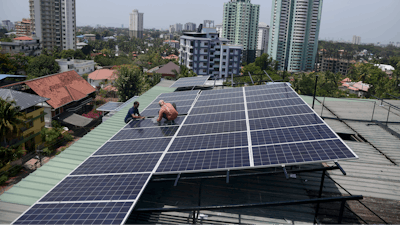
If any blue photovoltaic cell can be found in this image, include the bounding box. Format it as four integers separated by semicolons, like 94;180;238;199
184;111;246;124
124;117;186;129
40;173;150;202
71;153;162;175
190;103;244;115
245;83;287;91
249;114;323;130
200;88;243;96
251;125;337;146
111;127;179;140
14;202;133;225
157;147;250;173
154;95;197;103
253;139;356;166
141;106;191;117
247;98;304;110
198;92;243;101
94;138;171;155
247;105;313;119
246;92;298;102
178;120;247;136
96;102;124;112
146;100;194;109
170;76;210;88
158;90;199;97
195;96;244;107
169;132;248;152
245;87;292;96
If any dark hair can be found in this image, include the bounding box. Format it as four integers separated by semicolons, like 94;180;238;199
133;101;139;106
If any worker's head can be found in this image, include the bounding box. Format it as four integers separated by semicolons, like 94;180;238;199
133;101;139;108
158;100;164;106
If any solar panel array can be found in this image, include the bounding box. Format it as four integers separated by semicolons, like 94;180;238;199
169;76;210;88
96;102;124;112
14;84;358;225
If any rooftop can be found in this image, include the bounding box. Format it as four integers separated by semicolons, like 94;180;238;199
0;89;49;110
88;69;117;81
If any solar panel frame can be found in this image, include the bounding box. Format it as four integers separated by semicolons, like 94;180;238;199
169;76;210;88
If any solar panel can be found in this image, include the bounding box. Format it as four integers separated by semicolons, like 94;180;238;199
111;126;179;140
249;113;323;130
197;91;243;101
146;99;195;109
39;173;150;202
184;111;246;125
190;103;245;115
170;76;210;88
157;147;250;173
200;88;243;96
14;202;133;225
251;125;337;146
247;105;313;119
178;120;247;136
94;138;172;155
159;90;199;97
169;132;248;152
246;92;298;102
194;96;244;107
245;83;288;91
245;87;292;96
247;98;304;110
125;117;185;128
141;106;192;117
96;102;124;112
154;95;198;103
113;96;139;112
71;153;162;175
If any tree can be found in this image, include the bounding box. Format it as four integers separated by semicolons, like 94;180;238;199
114;65;146;101
0;99;24;146
26;54;60;78
0;53;18;74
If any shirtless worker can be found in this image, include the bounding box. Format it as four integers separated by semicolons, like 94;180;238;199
157;100;178;125
124;101;145;123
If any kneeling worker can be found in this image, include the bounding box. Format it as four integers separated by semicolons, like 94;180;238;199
125;101;145;123
157;100;178;124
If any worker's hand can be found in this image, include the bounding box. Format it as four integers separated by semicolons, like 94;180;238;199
141;116;145;120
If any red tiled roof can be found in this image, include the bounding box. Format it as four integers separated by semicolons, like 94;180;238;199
24;71;95;109
14;36;33;41
341;78;351;83
88;69;117;80
162;55;179;60
156;62;180;75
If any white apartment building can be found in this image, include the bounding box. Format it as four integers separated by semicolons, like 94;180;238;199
184;22;197;31
179;28;243;79
56;59;96;76
268;0;323;72
257;22;269;57
2;20;14;31
352;35;361;45
215;24;223;37
29;0;76;50
129;9;144;39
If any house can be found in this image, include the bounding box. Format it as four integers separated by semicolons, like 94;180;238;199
83;34;96;41
0;74;26;87
0;36;41;56
162;54;179;60
56;58;96;76
154;61;180;78
0;89;48;150
1;71;96;127
163;40;180;49
340;79;371;97
76;42;88;50
88;69;117;88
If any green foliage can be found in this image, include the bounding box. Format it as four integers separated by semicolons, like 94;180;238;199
0;53;18;74
60;49;86;59
147;72;161;86
82;73;89;81
26;54;60;78
114;65;146;101
62;132;74;142
0;146;24;169
51;120;62;129
292;71;345;97
81;45;93;55
0;99;24;145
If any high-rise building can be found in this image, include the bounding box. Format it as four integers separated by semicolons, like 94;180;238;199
29;0;76;50
169;23;183;33
203;20;215;28
179;28;243;79
2;20;14;31
222;0;260;64
129;9;144;38
268;0;323;72
184;22;196;31
352;35;361;45
169;25;176;33
256;22;269;57
215;24;223;37
15;19;32;37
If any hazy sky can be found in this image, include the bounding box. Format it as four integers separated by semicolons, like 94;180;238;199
1;0;399;44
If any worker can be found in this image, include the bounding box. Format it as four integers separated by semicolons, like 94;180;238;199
124;101;145;123
157;100;178;124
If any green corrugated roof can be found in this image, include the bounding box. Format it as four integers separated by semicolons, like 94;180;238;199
0;84;175;206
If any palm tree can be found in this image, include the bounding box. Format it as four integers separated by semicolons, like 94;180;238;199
0;99;24;146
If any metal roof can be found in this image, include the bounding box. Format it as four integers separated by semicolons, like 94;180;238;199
0;74;27;81
0;89;49;110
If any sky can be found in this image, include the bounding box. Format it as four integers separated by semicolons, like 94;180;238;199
1;0;399;44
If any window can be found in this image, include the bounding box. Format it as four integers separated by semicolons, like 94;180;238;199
40;114;45;123
204;56;208;60
223;49;227;53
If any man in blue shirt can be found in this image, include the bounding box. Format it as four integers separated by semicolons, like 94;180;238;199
124;101;145;123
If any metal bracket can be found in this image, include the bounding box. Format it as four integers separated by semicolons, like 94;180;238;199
282;165;289;179
174;173;181;186
248;72;254;84
226;170;230;183
263;70;274;83
334;162;346;175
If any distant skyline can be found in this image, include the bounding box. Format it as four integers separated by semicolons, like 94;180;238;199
1;0;399;44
